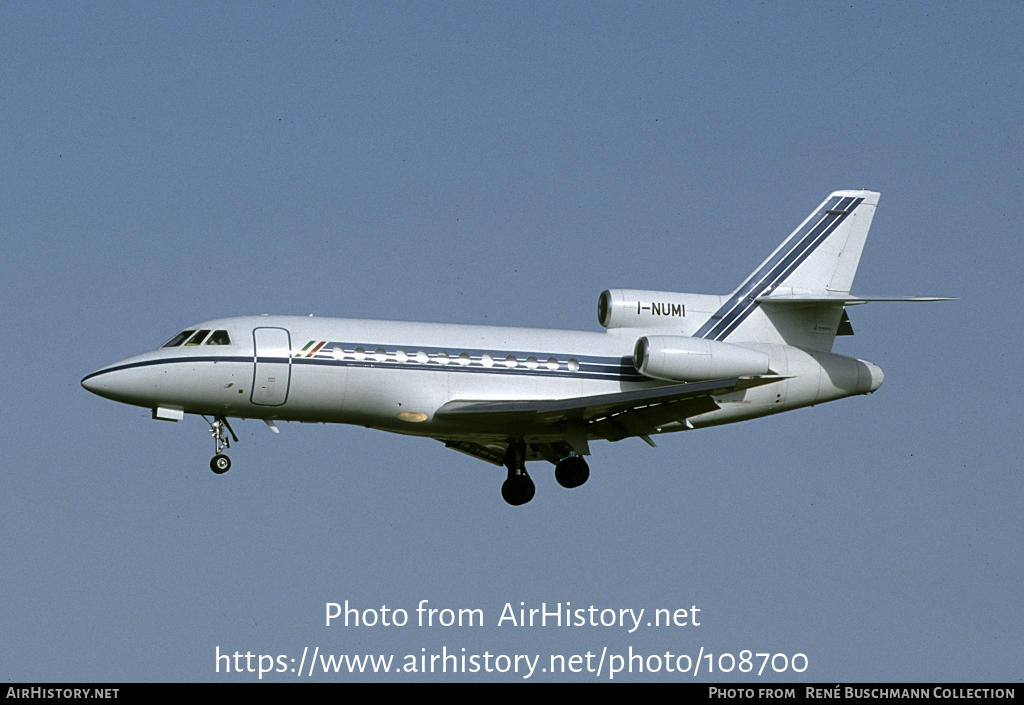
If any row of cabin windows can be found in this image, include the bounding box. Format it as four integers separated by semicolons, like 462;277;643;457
163;330;232;347
335;346;581;372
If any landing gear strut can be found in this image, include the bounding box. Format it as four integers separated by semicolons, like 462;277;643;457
501;442;535;506
204;415;238;474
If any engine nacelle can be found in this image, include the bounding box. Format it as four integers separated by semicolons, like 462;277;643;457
633;335;771;382
598;289;724;335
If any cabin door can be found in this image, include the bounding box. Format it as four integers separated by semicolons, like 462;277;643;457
251;327;292;406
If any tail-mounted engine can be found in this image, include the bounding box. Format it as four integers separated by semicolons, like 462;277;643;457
633;335;771;382
598;289;724;335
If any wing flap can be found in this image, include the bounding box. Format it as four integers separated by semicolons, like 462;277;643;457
442;440;507;466
589;395;721;442
441;439;574;466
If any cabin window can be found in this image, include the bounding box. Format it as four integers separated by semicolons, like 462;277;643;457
163;330;195;348
205;330;231;346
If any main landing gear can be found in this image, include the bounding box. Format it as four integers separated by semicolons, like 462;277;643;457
554;456;590;489
501;443;535;506
204;415;238;474
501;443;591;506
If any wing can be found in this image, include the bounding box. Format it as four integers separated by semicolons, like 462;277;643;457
435;375;785;464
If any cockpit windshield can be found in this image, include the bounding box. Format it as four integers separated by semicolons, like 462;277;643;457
162;329;232;348
206;330;231;345
185;330;211;345
163;330;195;348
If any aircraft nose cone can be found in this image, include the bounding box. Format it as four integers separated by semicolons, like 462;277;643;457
81;357;160;405
81;373;99;394
81;367;122;400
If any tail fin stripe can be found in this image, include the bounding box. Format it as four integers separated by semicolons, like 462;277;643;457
767;197;862;295
695;195;864;341
701;197;854;341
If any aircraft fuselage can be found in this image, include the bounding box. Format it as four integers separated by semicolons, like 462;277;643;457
82;315;882;445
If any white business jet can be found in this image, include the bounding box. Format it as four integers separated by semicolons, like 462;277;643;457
82;190;949;505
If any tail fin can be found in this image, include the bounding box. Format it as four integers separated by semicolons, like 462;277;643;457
694;190;879;350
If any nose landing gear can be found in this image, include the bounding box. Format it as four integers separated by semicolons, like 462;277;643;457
210;453;231;474
204;415;238;474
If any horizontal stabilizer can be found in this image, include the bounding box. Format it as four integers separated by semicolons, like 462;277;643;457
757;294;956;306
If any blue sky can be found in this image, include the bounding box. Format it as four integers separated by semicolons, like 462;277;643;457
2;1;1020;682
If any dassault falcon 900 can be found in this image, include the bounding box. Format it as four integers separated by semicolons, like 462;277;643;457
82;190;950;505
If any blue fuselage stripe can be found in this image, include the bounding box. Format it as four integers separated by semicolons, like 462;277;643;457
83;352;646;385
